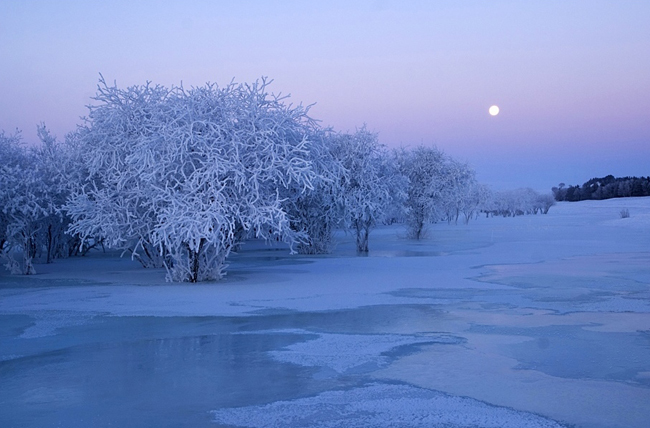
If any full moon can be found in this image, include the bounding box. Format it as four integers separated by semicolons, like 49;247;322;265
489;105;500;116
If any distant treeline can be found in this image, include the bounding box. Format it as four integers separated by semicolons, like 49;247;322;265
552;175;650;202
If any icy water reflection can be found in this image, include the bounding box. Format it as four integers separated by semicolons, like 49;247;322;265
3;300;646;427
1;319;324;427
0;305;456;428
470;324;650;386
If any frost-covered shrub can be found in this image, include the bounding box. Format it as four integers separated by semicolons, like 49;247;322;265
66;77;320;282
619;208;630;218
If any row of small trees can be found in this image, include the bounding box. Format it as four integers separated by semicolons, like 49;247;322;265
1;78;553;281
484;188;556;217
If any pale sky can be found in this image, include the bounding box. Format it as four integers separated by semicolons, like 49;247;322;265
1;0;649;191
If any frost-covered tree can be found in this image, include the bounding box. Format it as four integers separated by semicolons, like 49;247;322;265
460;182;490;224
332;127;400;253
1;125;86;274
395;146;449;239
0;130;49;274
66;77;320;282
438;158;480;225
283;129;346;255
536;193;556;214
32;125;84;263
0;130;25;272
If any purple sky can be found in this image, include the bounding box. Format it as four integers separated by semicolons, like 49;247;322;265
1;1;649;191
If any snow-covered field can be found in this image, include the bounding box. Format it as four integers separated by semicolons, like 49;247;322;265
1;198;649;428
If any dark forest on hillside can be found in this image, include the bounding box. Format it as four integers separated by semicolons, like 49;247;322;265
552;175;650;202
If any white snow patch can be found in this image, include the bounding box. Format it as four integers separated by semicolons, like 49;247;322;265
573;296;650;313
0;354;23;362
211;383;567;427
19;311;96;338
259;329;457;373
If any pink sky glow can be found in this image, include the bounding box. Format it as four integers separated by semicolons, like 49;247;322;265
1;1;648;190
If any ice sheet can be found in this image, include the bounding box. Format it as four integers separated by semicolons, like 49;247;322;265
1;197;649;427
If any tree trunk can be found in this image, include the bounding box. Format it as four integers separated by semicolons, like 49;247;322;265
23;233;37;275
355;220;370;253
187;239;205;283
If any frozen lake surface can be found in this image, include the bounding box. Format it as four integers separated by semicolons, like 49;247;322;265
1;198;649;427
